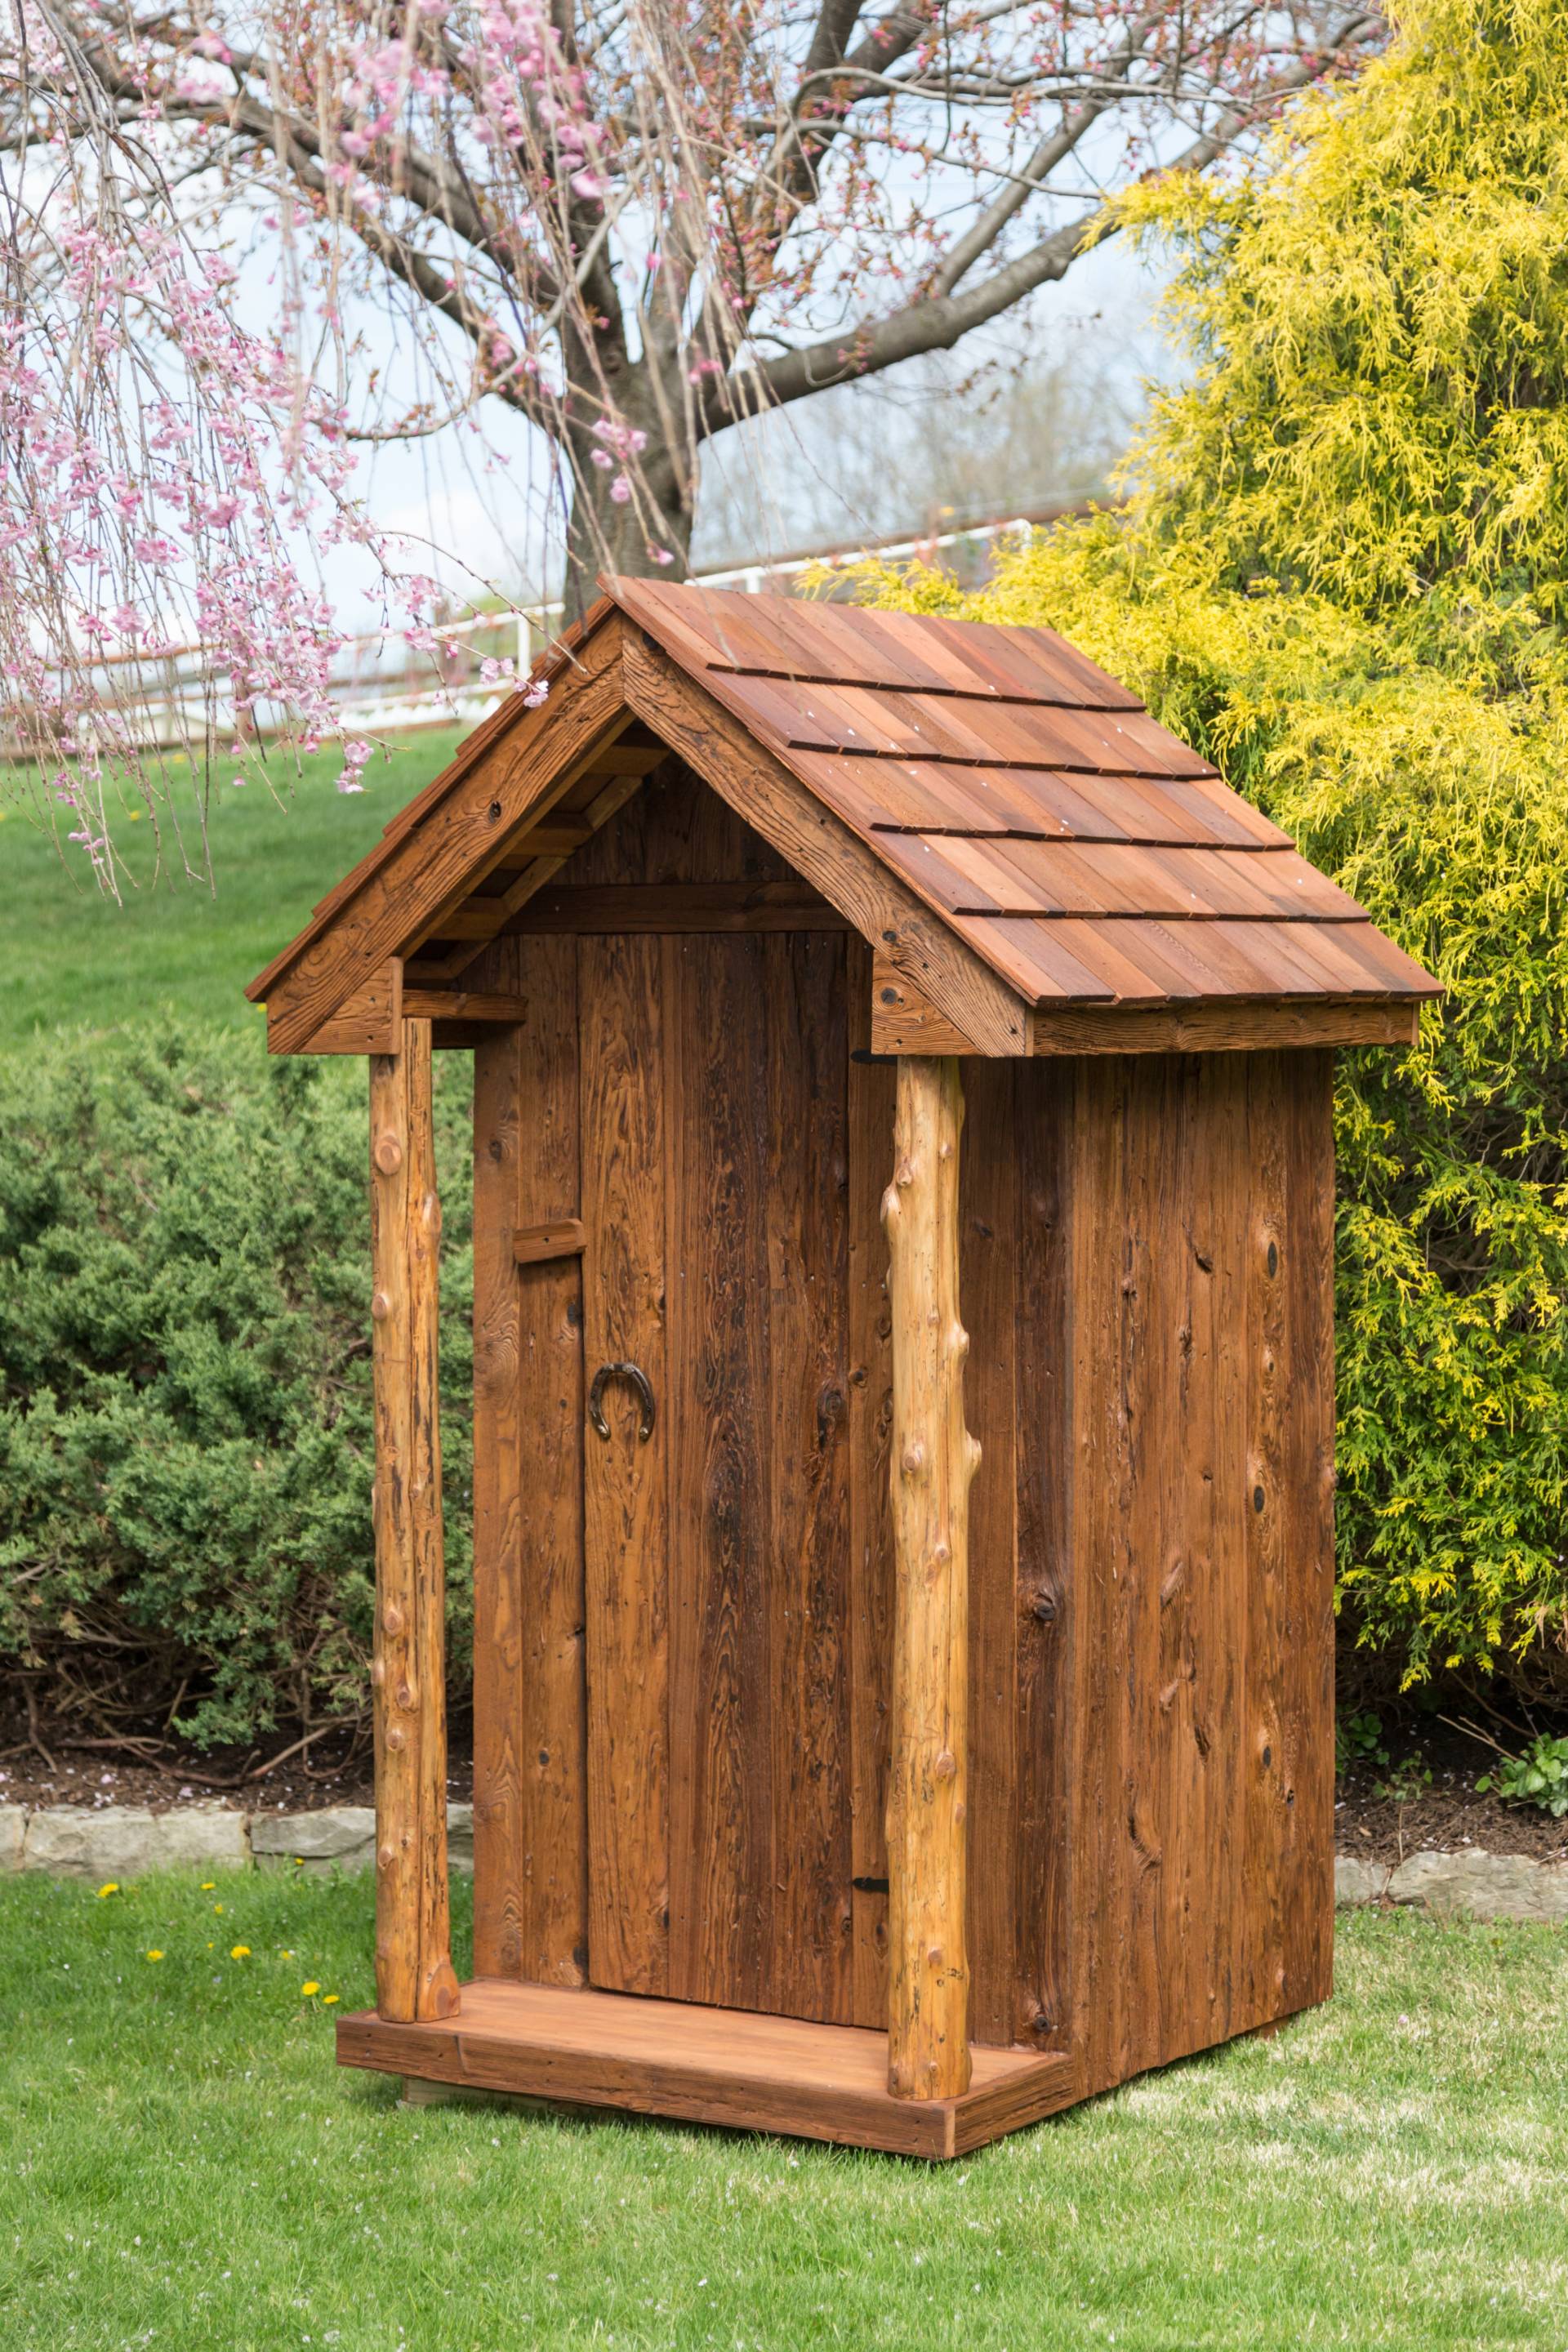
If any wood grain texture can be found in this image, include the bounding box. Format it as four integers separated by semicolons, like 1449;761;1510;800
580;931;671;1997
870;954;981;1055
514;881;852;933
621;633;1033;1055
279;960;402;1055
1033;1000;1421;1055
1066;1057;1134;2088
660;928;856;2021
471;940;590;1988
664;927;767;2011
1288;1052;1338;2018
256;585;1433;1072
450;722;1341;2147
470;981;523;1984
439;766;653;977
1244;1052;1292;2029
534;767;865;2029
404;990;531;1023
250;595;615;995
368;1019;459;2024
565;749;794;889
761;932;854;2026
511;1218;587;1264
263;613;630;1052
337;1978;1079;2159
883;1058;979;2099
1248;1050;1336;2024
846;947;896;2029
958;1060;1019;2049
1012;1061;1073;2051
1062;1052;1338;2097
608;581;1437;1024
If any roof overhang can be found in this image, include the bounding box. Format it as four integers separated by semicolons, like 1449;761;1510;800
248;580;1440;1059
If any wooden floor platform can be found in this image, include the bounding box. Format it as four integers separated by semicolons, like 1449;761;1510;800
337;1979;1080;2158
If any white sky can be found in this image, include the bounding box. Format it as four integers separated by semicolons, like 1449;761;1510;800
313;237;1169;636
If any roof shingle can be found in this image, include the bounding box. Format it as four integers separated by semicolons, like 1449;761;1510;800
610;577;1439;1010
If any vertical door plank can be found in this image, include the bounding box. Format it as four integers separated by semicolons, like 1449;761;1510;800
847;949;896;2029
959;1058;1019;2049
1013;1058;1073;2053
472;938;590;1986
666;932;771;2011
471;944;523;1980
762;933;854;2026
580;933;670;1996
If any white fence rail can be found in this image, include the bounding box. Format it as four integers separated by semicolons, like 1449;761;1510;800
25;509;1061;754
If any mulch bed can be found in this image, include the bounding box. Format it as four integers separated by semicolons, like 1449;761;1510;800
3;1701;1565;1865
0;1719;472;1816
1337;1781;1568;1867
1336;1713;1568;1865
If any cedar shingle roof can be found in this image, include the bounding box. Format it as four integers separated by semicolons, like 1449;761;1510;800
612;578;1437;1009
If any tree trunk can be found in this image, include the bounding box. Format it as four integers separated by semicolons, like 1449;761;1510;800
561;411;695;623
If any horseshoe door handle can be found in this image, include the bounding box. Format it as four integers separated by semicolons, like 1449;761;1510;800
589;1361;656;1443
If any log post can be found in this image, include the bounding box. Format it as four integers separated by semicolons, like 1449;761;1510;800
882;1055;979;2099
369;1017;461;2024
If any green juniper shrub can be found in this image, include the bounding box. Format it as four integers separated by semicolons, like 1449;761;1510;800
0;1025;473;1748
842;0;1568;1698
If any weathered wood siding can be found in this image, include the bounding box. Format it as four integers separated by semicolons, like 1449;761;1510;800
472;760;1335;2077
1056;1051;1336;2091
471;936;590;1988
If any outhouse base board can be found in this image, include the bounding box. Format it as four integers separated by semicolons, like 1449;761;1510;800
336;1978;1079;2158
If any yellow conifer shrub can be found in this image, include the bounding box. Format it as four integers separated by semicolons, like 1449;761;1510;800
849;0;1568;1691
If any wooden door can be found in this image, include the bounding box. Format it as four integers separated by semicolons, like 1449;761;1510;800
577;928;861;2023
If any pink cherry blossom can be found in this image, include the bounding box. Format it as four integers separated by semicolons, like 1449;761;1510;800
0;0;1377;885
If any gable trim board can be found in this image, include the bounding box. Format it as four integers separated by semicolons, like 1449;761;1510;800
248;581;1440;1058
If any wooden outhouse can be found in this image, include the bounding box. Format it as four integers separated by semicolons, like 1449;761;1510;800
247;581;1438;2158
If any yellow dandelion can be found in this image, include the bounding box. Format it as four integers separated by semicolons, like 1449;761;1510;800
212;1903;224;1914
301;1981;320;1998
322;1994;340;2007
199;1882;216;1892
279;1949;294;1958
145;1950;165;1962
96;1882;119;1900
230;1944;251;1960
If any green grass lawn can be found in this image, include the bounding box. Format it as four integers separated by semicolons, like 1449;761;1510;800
0;737;461;1051
1;1876;1564;2351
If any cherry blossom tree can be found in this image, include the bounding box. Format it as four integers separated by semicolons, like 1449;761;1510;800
1;0;1382;865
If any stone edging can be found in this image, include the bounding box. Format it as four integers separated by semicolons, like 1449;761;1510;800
1334;1847;1568;1922
1;1801;1564;1921
0;1802;472;1880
